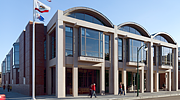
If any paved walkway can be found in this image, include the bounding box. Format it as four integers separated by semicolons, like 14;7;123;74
1;87;180;100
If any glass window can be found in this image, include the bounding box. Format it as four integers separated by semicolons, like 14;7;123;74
119;26;143;36
118;38;122;61
80;27;103;58
68;13;105;26
65;26;73;57
2;61;6;74
50;29;56;59
105;35;110;60
161;46;172;66
154;35;168;43
13;43;19;68
128;39;146;63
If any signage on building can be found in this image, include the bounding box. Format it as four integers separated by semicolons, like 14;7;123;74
78;56;103;62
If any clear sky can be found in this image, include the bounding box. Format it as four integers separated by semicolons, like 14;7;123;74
0;0;180;72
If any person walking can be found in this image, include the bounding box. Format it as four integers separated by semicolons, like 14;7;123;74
122;83;125;95
89;84;93;97
118;82;122;95
10;85;12;91
90;83;97;98
7;84;10;92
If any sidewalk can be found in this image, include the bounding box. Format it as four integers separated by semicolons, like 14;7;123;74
1;87;180;100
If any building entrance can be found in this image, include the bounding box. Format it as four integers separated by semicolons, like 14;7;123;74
66;68;100;95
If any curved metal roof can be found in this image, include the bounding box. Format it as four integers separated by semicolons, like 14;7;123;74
63;7;114;28
117;22;150;38
151;32;176;44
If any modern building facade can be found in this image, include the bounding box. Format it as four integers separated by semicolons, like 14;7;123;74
1;7;179;98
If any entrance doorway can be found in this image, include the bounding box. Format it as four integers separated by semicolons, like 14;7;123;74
51;67;56;95
78;68;100;94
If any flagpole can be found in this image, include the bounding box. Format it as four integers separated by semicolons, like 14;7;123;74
32;0;36;99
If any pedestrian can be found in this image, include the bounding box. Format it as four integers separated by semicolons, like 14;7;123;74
90;83;97;98
7;84;10;92
10;85;12;91
118;82;122;95
122;83;125;95
3;85;5;91
89;84;93;97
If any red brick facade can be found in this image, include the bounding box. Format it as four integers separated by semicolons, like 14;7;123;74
2;21;45;96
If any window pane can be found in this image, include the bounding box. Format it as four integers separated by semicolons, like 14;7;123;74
65;27;73;37
75;13;84;20
65;37;73;50
93;17;103;25
100;41;103;53
82;37;85;51
86;51;99;57
82;28;85;36
86;29;99;39
85;14;93;23
86;38;99;52
66;50;73;56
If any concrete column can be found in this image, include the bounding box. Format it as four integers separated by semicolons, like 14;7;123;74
165;73;168;90
155;46;159;92
56;10;66;98
122;37;127;94
100;64;105;95
140;67;144;93
148;41;153;92
113;25;119;95
168;70;171;91
109;34;114;93
154;71;159;92
172;47;178;91
131;72;134;91
100;33;105;95
122;70;126;94
72;27;78;97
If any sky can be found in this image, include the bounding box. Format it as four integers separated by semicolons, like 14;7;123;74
0;0;180;72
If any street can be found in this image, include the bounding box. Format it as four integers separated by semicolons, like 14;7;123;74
139;95;180;100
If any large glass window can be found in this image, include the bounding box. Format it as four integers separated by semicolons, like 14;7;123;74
13;43;19;68
154;35;168;43
65;26;73;57
105;35;110;60
80;27;103;58
119;26;142;36
118;38;123;61
129;39;146;63
2;61;6;74
6;55;10;72
67;13;105;26
50;29;56;59
161;46;172;66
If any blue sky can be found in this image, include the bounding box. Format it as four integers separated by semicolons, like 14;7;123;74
0;0;180;71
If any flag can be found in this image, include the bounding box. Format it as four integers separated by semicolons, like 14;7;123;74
36;12;45;21
47;0;51;2
35;0;51;13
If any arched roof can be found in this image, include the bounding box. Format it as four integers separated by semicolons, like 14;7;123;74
63;7;114;28
151;32;176;44
117;22;150;37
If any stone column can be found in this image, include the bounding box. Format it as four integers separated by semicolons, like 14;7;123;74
155;46;159;92
168;70;171;91
113;25;119;95
109;34;114;93
165;73;168;90
172;47;178;91
56;10;66;98
122;37;127;94
140;67;144;93
122;70;126;94
148;41;153;92
131;72;134;91
72;27;78;97
100;33;105;95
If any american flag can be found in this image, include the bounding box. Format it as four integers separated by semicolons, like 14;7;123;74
47;0;51;2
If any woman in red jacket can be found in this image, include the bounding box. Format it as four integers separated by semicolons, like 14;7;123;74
90;83;97;98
